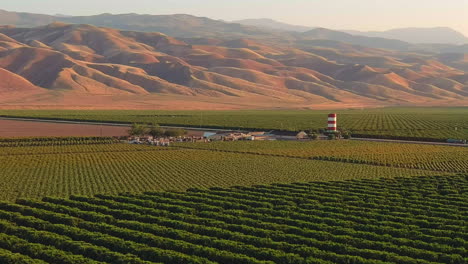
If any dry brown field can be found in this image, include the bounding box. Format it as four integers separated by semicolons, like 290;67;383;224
0;120;129;137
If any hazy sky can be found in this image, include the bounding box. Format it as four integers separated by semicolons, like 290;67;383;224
2;0;468;35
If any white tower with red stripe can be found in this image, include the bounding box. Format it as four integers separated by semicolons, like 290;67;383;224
327;113;337;132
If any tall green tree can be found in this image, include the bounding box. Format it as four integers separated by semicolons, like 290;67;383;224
164;129;186;137
148;125;165;138
128;123;147;137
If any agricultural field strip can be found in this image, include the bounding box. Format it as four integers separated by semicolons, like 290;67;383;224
0;209;203;264
0;233;105;264
114;191;466;249
158;186;468;226
188;179;468;213
0;146;173;157
0;220;155;264
51;179;468;237
174;140;468;159
0;175;465;264
172;142;468;173
1;108;467;140
0;202;309;264
64;193;467;257
0;196;460;264
2;142;453;169
0;203;294;264
194;188;468;232
126;192;467;241
52;191;468;240
0;246;49;264
3;198;449;264
0;143;454;201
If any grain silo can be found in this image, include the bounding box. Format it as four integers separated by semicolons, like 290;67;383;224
327;113;337;132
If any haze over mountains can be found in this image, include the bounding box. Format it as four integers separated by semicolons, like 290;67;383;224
345;28;468;45
0;9;467;109
235;19;468;45
233;19;314;33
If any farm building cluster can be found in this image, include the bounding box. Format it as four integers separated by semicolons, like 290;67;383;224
126;113;344;145
204;131;311;141
127;130;315;145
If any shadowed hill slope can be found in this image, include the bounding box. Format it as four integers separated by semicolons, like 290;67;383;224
2;9;468;53
0;22;467;109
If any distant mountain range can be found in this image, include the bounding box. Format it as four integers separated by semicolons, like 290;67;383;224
0;9;284;40
345;28;468;45
233;18;313;32
1;10;467;48
234;19;468;45
0;10;467;109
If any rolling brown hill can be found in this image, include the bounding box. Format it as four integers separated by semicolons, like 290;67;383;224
0;22;467;109
3;9;468;53
0;68;43;92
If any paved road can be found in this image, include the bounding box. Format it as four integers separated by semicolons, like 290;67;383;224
1;116;467;147
0;116;228;132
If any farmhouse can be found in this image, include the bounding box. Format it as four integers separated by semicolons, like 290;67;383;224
296;131;308;140
266;131;297;140
208;132;250;141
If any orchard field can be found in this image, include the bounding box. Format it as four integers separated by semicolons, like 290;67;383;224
1;107;468;140
176;140;468;173
0;175;466;264
0;137;466;263
0;140;449;201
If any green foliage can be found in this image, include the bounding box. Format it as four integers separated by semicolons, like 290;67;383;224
0;142;449;201
0;175;466;264
128;123;147;137
309;133;319;140
342;132;351;139
339;129;352;139
164;128;186;137
147;125;165;138
1;107;468;140
176;140;468;173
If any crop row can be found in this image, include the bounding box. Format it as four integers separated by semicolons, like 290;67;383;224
0;144;445;201
175;141;468;173
0;175;465;263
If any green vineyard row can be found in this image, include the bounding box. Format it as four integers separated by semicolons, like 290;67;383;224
0;143;451;201
175;141;468;173
0;175;466;263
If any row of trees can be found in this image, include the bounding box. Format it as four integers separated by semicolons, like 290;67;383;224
0;176;465;264
307;129;352;140
33;194;457;264
0;203;215;264
118;189;466;262
128;124;186;138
